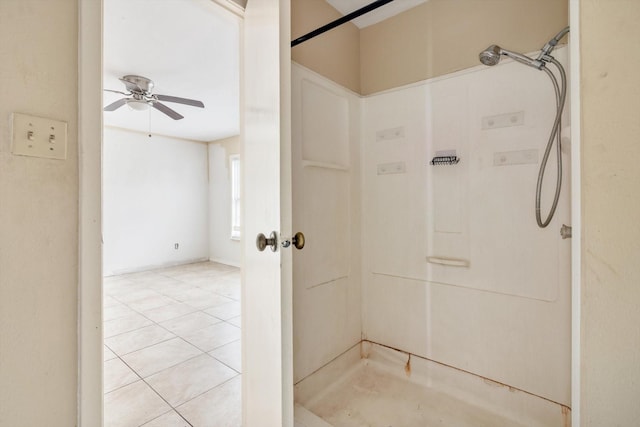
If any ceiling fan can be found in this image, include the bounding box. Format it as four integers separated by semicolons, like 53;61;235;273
104;75;204;120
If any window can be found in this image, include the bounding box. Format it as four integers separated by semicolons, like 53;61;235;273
230;154;241;240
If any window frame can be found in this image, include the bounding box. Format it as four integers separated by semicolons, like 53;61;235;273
230;154;241;240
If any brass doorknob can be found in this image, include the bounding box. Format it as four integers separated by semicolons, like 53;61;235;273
256;231;278;252
292;232;305;250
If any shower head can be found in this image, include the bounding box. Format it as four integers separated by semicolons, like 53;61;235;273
478;45;544;70
479;45;501;66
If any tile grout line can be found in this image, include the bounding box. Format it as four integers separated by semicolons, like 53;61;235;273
104;291;234;341
103;261;242;426
171;374;242;422
138;409;193;427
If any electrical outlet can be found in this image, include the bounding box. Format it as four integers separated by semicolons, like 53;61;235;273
174;243;179;250
11;113;67;160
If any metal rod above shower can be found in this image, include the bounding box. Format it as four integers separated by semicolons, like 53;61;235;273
291;0;395;47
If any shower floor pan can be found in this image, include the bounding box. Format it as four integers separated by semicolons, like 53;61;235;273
294;342;570;427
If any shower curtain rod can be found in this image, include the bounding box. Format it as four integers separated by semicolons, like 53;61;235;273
291;0;395;47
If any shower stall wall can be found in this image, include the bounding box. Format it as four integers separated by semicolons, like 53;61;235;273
292;46;571;426
291;64;363;384
363;45;571;405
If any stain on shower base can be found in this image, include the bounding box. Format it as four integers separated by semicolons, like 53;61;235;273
295;342;571;427
365;340;570;412
404;353;411;377
305;361;530;427
562;406;570;427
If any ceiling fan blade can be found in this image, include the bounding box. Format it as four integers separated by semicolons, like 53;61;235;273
104;98;129;111
155;94;205;108
104;88;130;96
152;101;184;120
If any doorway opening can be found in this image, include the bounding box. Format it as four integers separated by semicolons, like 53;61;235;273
100;0;243;425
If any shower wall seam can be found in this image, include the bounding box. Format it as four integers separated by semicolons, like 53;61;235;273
293;340;362;386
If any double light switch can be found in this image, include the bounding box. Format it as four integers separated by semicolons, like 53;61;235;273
11;113;68;160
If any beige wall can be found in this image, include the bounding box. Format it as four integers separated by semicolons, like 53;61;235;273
291;0;361;93
361;0;568;94
291;1;567;95
0;1;79;426
580;1;640;425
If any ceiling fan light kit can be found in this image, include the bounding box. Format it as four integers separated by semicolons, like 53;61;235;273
103;75;205;120
126;99;152;111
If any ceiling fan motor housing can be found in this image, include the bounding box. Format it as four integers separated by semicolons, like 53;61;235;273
122;75;154;94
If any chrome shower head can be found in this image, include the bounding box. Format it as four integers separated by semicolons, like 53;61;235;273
479;45;501;66
479;45;544;70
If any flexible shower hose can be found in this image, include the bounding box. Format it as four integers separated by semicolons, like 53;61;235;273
536;56;567;228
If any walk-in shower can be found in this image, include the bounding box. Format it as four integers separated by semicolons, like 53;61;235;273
290;3;571;425
292;45;572;426
479;27;570;228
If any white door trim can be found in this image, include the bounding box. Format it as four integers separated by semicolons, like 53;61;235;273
78;0;104;426
569;0;582;425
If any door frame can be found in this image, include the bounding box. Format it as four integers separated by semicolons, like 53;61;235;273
77;0;293;425
78;1;103;425
568;0;582;425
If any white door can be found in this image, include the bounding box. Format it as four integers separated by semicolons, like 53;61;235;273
241;0;293;426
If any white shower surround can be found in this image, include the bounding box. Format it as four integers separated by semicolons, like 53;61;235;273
292;46;571;424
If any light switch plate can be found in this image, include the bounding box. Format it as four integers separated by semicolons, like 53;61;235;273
12;113;68;160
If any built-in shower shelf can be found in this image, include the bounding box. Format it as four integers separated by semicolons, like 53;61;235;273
426;256;470;267
302;160;349;171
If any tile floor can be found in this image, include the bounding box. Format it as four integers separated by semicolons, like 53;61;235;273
103;261;242;427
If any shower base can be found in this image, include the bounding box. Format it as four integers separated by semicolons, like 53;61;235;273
294;342;569;427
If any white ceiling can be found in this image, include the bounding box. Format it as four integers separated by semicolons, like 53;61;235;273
103;0;241;142
102;0;423;142
325;0;428;28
